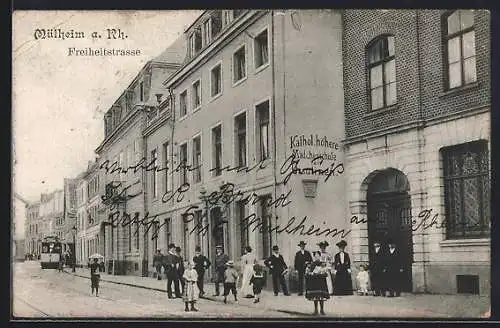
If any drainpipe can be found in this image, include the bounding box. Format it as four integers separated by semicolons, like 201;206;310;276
415;9;428;293
270;10;279;250
142;107;149;277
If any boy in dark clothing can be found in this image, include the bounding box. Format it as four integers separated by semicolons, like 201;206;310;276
90;258;101;297
223;261;238;304
250;264;265;303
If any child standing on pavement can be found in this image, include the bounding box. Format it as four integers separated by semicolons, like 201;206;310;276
356;264;370;296
223;260;239;304
90;258;101;297
182;262;199;312
250;263;265;303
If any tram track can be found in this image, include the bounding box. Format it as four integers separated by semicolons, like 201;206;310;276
14;296;51;317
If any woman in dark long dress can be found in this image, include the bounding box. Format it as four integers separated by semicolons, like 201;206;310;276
332;240;353;296
305;251;330;315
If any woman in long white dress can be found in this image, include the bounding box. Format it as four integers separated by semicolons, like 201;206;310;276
240;246;257;298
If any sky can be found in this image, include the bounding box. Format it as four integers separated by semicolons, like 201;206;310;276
12;10;202;237
13;10;202;203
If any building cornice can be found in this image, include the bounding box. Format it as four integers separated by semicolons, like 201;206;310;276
95;107;144;154
343;104;490;146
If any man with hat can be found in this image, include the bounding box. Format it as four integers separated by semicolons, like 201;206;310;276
213;245;229;296
164;243;181;298
193;245;211;296
332;240;353;295
369;241;386;296
384;240;403;297
294;241;312;296
264;245;290;296
153;249;164;280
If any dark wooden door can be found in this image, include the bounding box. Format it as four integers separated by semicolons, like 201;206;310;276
368;192;413;292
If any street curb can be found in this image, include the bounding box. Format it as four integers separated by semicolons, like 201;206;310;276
63;269;311;316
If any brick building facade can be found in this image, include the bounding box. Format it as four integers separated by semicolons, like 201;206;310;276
342;9;490;295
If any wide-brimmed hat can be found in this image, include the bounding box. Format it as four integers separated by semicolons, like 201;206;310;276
168;243;176;249
195;246;201;252
216;245;223;249
336;240;347;248
226;260;234;267
317;241;329;248
387;239;396;246
272;245;279;251
298;241;307;247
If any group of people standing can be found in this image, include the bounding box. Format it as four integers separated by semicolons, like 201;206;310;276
150;238;404;314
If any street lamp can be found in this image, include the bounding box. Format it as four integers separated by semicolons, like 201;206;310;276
71;225;77;272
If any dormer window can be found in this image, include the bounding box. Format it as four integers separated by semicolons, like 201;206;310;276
189;26;202;57
210;11;222;38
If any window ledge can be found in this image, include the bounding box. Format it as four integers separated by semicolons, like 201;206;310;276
232;76;248;88
363;104;400;119
209;93;222;103
439;238;490;247
255;62;270;75
440;82;480;98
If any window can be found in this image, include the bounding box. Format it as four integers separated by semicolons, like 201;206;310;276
192;136;202;183
259;195;272;258
179;143;188;185
212;125;222;176
195;210;203;252
163;142;171;193
151;149;158;198
367;35;397;110
444;10;476;89
139;81;144;102
235;112;247;167
233;10;244;19
152;221;159;252
210;11;222;38
211;64;222;97
254;29;269;69
223;10;232;26
256;100;270;161
128;216;132;252
233;45;247;83
442;140;490;239
179;90;187;117
203;19;211;45
165;218;172;247
134;139;141;162
189;27;202;57
182;214;190;259
192;80;201;109
237;201;248;255
135;219;139;250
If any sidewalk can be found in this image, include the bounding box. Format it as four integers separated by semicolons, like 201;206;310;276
64;267;490;318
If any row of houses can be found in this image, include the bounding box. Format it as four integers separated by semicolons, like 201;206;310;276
25;9;490;295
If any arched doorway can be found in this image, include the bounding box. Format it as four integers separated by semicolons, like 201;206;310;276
367;168;413;292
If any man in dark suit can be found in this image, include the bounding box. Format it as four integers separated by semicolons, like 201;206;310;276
370;241;385;296
175;246;185;293
213;245;229;296
193;245;211;296
294;241;312;296
264;245;290;296
153;249;163;280
164;243;181;298
384;240;404;297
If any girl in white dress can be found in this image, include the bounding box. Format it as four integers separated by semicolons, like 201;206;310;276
318;241;334;295
182;262;200;312
239;246;257;298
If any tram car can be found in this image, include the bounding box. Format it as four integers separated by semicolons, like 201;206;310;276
40;236;62;269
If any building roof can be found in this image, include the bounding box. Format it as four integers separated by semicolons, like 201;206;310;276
153;34;187;65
